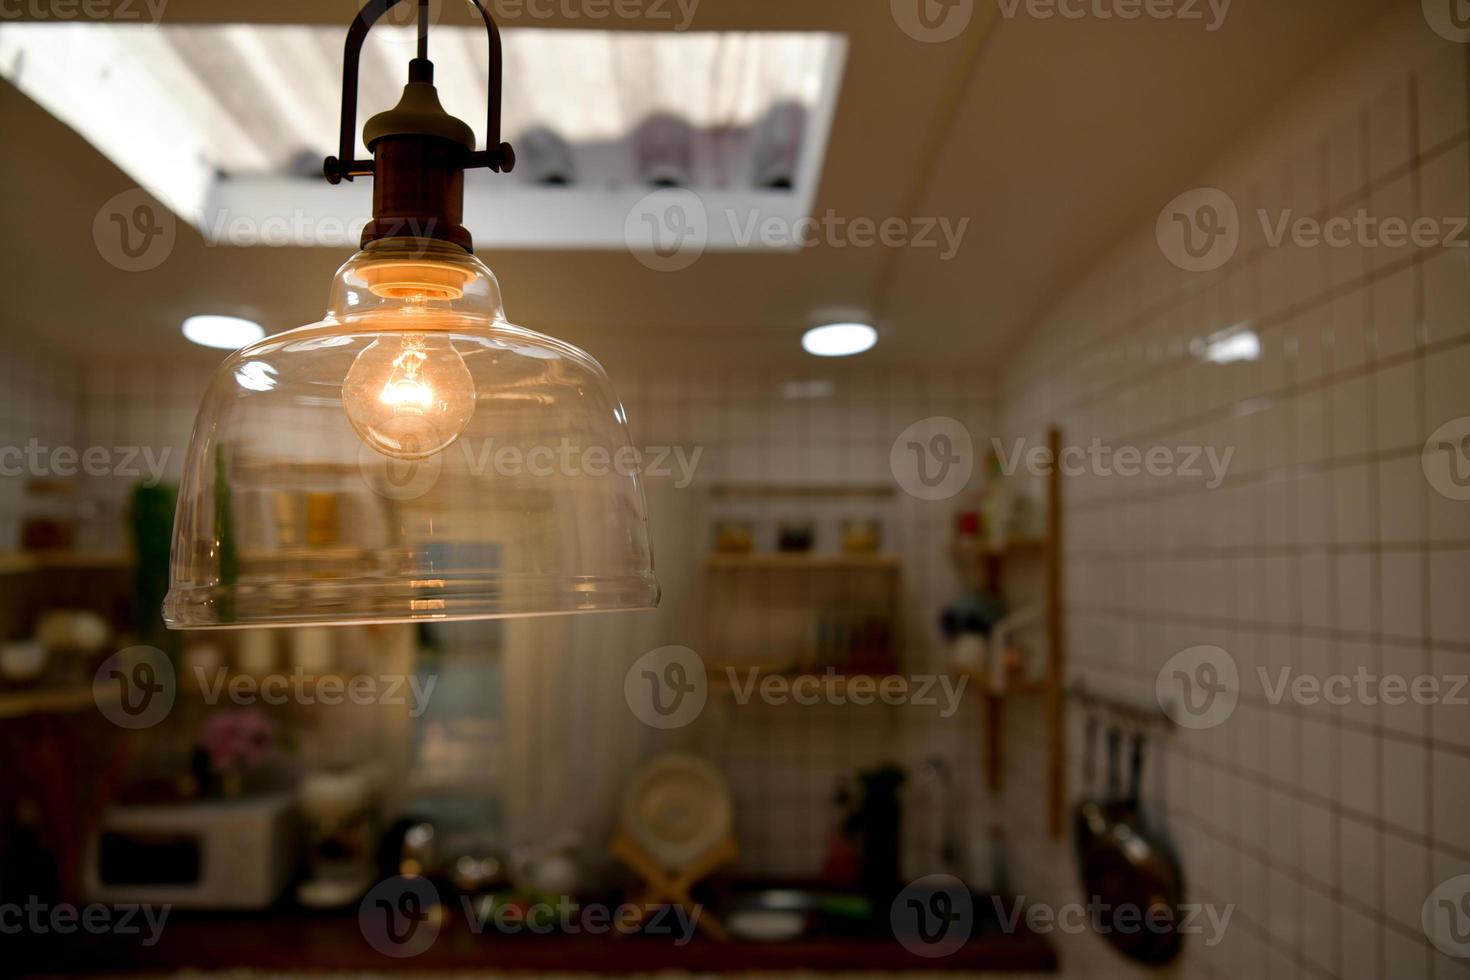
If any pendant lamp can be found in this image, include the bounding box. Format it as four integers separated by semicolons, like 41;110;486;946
164;0;659;629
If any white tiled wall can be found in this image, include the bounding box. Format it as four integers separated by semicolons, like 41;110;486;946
0;350;205;555
0;349;78;549
999;7;1469;979
74;360;207;551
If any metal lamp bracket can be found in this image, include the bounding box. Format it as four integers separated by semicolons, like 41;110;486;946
323;0;516;185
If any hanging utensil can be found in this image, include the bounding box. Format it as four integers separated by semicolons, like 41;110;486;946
1072;713;1102;865
1079;728;1184;965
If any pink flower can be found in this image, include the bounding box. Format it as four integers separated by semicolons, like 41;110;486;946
198;708;276;772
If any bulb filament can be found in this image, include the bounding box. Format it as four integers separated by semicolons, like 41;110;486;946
380;336;436;415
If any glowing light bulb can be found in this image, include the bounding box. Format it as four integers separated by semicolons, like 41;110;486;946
342;333;475;459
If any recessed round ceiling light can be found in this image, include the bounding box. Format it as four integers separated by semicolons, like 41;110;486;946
802;322;877;357
182;315;266;350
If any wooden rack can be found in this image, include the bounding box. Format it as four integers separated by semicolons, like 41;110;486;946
949;427;1066;839
703;553;902;571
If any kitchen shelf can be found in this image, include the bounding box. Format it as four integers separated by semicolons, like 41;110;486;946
0;683;115;721
0;550;133;575
704;552;901;570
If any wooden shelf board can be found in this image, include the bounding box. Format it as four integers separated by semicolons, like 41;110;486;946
707;482;897;499
0;684;115;721
704;552;901;570
950;537;1049;560
0;551;132;574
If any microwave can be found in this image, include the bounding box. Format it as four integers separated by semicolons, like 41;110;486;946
83;792;298;909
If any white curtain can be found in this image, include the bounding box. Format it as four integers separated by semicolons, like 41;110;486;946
500;480;701;877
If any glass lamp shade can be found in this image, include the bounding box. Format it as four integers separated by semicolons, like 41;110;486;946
164;238;659;629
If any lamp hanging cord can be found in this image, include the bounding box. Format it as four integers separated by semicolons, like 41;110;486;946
417;0;429;61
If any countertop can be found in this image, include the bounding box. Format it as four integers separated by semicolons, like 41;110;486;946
10;895;1058;975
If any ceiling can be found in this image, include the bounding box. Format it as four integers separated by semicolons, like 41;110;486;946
0;0;1397;376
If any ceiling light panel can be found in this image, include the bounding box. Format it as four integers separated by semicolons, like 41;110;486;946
0;23;846;249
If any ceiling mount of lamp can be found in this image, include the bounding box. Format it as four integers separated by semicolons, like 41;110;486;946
322;0;515;250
